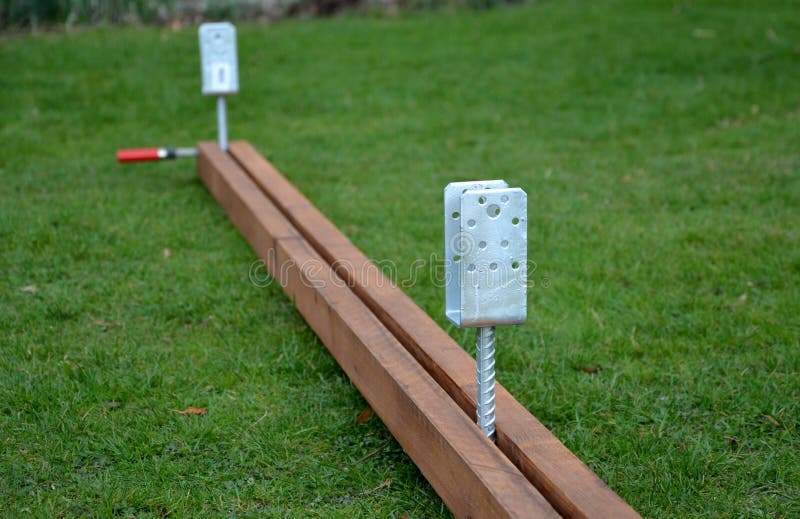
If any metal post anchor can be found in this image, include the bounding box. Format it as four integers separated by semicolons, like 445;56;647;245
199;22;239;152
444;180;528;442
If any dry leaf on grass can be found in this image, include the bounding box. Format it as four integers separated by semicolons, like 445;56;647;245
355;406;373;424
91;319;124;330
723;436;741;448
574;365;602;374
177;407;207;416
20;285;38;293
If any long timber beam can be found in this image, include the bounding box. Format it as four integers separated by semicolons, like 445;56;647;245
196;141;561;518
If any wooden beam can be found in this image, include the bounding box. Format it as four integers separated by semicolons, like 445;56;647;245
227;140;640;519
196;142;561;519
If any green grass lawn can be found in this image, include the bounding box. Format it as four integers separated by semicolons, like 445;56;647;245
2;0;799;516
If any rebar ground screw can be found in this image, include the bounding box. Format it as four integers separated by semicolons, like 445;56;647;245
476;326;497;440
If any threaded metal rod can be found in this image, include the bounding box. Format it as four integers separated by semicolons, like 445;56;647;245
476;326;497;441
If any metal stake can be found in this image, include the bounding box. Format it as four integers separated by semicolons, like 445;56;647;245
217;96;228;151
199;22;238;151
444;180;527;443
476;326;497;440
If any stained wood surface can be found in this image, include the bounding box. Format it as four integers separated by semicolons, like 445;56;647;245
227;140;640;519
197;142;560;519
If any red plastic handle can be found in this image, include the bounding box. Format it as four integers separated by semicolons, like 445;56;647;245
117;148;161;163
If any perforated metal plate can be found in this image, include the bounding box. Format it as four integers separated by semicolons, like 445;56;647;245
444;181;507;327
444;181;527;327
199;22;239;96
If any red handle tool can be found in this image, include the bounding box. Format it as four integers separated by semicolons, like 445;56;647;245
117;147;198;163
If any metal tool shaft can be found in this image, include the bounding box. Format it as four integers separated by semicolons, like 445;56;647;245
217;96;228;151
476;326;497;441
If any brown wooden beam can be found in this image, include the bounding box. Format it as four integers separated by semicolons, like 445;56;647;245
227;140;640;519
196;141;561;519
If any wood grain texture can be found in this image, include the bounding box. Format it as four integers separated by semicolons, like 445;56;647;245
197;142;561;519
227;140;640;519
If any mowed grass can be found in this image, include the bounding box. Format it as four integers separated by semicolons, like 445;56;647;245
1;1;799;516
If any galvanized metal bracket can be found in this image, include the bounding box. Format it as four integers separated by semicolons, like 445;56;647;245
444;181;527;328
199;22;239;96
199;22;238;150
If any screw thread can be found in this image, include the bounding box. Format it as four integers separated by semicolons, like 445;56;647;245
476;326;496;441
